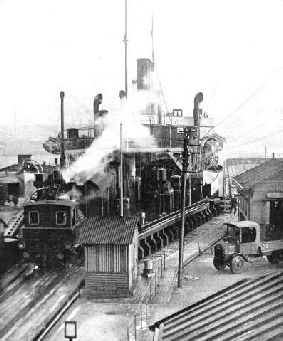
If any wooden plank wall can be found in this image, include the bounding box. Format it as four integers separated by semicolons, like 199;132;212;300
86;244;128;273
85;272;130;298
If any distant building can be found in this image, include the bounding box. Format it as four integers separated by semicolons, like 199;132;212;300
234;159;283;238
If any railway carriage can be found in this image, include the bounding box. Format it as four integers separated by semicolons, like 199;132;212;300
19;199;86;267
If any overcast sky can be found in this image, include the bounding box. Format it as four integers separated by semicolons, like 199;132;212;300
1;0;283;158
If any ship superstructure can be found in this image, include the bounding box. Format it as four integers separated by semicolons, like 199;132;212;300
42;58;224;220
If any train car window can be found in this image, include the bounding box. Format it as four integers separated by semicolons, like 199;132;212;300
56;211;67;226
29;211;39;225
72;208;76;226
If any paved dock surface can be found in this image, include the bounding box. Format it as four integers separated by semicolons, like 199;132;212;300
45;212;265;341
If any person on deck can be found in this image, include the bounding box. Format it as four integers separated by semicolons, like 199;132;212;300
230;195;237;215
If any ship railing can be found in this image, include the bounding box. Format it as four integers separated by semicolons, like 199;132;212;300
61;136;183;152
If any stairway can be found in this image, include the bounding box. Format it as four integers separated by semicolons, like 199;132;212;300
77;208;85;222
4;209;24;240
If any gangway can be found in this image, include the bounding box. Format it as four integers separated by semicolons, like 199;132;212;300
4;208;24;241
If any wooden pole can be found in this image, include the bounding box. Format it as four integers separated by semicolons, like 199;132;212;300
120;123;124;216
60;91;66;169
178;133;188;288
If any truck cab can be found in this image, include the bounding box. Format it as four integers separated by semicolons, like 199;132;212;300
214;221;262;273
224;221;260;256
214;220;283;273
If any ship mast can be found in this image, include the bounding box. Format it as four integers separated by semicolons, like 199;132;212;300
123;0;128;98
151;15;155;65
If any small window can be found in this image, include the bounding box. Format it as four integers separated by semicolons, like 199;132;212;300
72;208;76;226
56;211;67;226
29;211;39;225
242;227;256;243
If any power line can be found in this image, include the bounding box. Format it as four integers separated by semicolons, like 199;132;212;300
203;83;218;113
203;66;283;138
226;114;277;144
225;127;283;149
155;66;170;115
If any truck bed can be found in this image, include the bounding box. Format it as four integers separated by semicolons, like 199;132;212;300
261;239;283;254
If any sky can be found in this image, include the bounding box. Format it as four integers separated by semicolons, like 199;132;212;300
1;0;283;159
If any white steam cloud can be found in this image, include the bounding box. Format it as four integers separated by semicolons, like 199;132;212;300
62;91;159;183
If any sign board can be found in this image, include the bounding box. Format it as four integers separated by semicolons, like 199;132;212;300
177;128;184;134
266;193;283;199
65;321;77;339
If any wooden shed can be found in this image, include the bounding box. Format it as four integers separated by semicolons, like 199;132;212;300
78;216;139;298
234;159;283;238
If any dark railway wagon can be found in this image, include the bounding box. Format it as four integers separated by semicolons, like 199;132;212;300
19;199;85;267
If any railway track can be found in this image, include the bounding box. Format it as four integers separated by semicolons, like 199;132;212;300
0;266;84;341
138;198;219;259
139;199;213;235
0;200;221;340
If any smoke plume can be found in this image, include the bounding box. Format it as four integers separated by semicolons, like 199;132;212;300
62;91;158;183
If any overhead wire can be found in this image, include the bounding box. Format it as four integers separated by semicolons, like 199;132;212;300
225;127;283;149
226;113;278;144
203;82;218;113
202;66;283;139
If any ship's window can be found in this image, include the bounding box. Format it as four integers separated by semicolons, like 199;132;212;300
29;211;39;225
56;211;67;226
72;208;76;226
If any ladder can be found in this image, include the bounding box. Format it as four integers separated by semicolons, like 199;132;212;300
4;209;24;240
77;208;85;222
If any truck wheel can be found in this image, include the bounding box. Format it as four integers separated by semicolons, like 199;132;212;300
230;256;244;274
267;253;280;264
213;257;226;270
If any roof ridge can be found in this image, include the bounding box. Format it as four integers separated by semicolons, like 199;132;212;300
235;159;283;183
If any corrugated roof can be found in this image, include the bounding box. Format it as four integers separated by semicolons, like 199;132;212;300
234;159;283;189
226;158;283;178
150;271;283;340
25;199;77;207
0;176;20;184
78;216;138;245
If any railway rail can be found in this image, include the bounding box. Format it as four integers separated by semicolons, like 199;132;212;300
138;198;220;259
0;266;84;341
0;199;222;340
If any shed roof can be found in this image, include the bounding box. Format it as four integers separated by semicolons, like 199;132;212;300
25;199;78;208
78;216;138;245
225;220;259;228
149;271;283;340
234;159;283;190
226;157;281;178
0;176;20;184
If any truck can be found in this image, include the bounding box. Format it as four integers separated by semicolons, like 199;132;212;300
213;220;283;273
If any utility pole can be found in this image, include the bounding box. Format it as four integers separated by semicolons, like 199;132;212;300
178;131;189;288
178;92;203;287
60;91;66;169
120;123;124;217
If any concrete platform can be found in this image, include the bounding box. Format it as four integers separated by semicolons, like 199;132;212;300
45;213;241;341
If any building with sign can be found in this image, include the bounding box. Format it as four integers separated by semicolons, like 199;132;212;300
233;159;283;238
